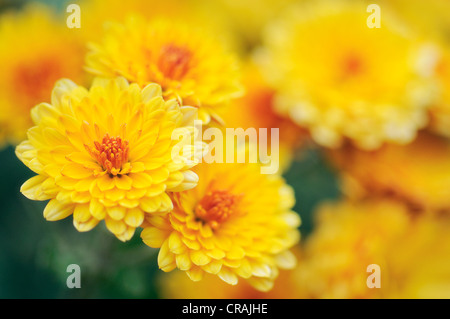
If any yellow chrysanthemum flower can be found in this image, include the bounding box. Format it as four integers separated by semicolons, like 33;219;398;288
85;16;243;124
295;199;450;298
158;247;303;299
16;77;204;241
141;160;301;292
0;4;86;147
258;0;434;149
328;132;450;212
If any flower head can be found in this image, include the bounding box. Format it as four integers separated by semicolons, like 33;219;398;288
16;77;203;241
141;159;300;291
259;0;434;149
0;4;85;147
86;16;243;124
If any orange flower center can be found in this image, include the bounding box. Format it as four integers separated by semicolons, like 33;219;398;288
157;44;192;80
86;134;129;176
342;54;363;77
195;190;243;230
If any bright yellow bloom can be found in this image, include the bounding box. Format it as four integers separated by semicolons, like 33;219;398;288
295;199;450;298
158;246;303;299
328;132;450;212
16;77;203;241
259;0;434;149
0;4;85;147
86;16;243;124
141;159;300;291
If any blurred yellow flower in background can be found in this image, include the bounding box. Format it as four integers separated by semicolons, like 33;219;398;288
0;4;85;147
86;16;243;124
295;199;450;298
16;77;203;241
258;0;435;149
141;157;300;292
328;132;450;212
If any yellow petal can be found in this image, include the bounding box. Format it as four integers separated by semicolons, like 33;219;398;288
114;175;133;190
105;217;126;235
247;277;274;292
141;227;169;248
202;259;223;275
190;250;211;266
158;240;177;272
73;217;99;232
218;267;238;285
20;175;49;200
168;232;186;254
226;245;245;260
89;198;106;220
186;266;204;282
107;206;126;220
97;174;115;191
116;226;136;242
275;250;297;270
124;207;144;227
130;172;153;188
73;204;91;223
104;187;126;201
61;163;92;179
43;199;73;221
140;196;161;212
175;253;192;271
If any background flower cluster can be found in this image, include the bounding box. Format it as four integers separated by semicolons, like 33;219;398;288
0;0;450;298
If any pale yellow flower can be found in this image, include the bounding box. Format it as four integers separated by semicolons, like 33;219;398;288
16;77;203;241
259;0;434;149
0;4;85;147
295;199;450;298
